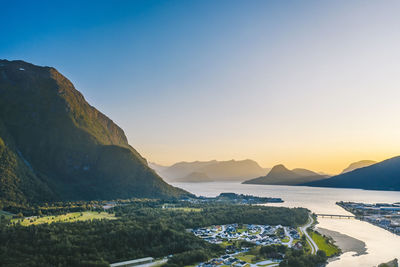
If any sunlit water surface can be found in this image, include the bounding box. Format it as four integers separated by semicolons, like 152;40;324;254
171;182;400;267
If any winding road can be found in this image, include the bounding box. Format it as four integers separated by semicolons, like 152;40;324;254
299;215;319;254
283;227;294;248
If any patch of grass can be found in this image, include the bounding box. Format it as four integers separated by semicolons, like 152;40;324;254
281;236;290;242
236;253;256;263
11;211;116;226
220;241;233;248
310;231;340;257
237;249;266;264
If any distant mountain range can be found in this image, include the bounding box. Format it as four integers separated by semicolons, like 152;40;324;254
304;157;400;191
243;164;328;185
0;60;187;208
340;160;376;174
173;172;213;183
150;159;269;182
153;158;389;187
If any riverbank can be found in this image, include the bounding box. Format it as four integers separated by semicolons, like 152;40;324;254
172;182;400;266
337;201;400;236
316;227;367;263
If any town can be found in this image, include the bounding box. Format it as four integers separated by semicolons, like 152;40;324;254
337;201;400;235
190;223;302;266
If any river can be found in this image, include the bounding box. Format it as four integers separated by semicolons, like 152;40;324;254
171;182;400;267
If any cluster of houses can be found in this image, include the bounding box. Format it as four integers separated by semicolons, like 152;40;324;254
364;216;400;234
195;249;283;267
190;224;303;266
289;228;301;240
197;255;248;267
338;202;400;215
338;201;400;235
192;223;300;247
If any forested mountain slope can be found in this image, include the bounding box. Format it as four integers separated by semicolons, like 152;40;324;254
0;60;187;208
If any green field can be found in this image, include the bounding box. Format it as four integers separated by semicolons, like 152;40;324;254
281;236;290;242
236;253;256;263
310;231;340;257
11;211;116;226
220;240;233;247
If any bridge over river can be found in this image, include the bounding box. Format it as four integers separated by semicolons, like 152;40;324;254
316;214;356;219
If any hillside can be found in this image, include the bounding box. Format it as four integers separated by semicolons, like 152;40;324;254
0;60;187;208
341;160;376;174
304;156;400;191
154;159;269;182
243;164;328;185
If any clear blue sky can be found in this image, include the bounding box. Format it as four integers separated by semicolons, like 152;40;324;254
2;0;400;173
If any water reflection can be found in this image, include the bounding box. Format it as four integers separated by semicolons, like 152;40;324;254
172;182;400;266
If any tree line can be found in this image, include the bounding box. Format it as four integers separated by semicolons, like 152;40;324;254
0;201;309;266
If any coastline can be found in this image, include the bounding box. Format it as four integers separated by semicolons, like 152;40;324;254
316;227;367;262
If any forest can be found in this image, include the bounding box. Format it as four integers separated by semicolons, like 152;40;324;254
0;200;309;266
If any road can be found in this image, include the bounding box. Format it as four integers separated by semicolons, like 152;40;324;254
250;260;279;267
299;215;318;254
135;259;168;267
283;227;294;248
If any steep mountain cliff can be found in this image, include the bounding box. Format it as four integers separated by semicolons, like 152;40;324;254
0;60;187;208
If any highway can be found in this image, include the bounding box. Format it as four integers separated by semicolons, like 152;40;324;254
299;215;318;254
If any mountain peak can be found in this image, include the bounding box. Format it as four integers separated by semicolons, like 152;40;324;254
341;160;377;174
270;164;290;173
243;164;327;185
0;60;187;205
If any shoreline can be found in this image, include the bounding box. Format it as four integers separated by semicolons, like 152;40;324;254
316;227;367;262
337;202;400;237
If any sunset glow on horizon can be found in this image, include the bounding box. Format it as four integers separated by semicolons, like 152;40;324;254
2;0;400;174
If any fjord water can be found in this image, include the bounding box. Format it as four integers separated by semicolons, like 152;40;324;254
172;182;400;267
